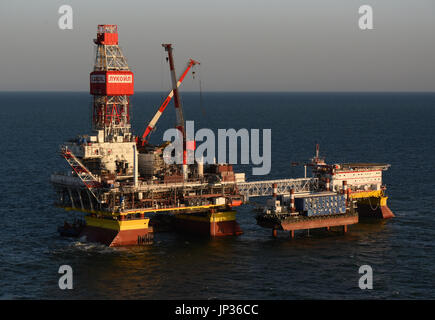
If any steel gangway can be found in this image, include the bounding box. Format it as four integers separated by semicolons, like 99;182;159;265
236;178;318;202
60;146;102;202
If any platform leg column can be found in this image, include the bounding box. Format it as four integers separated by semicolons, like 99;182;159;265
289;230;295;239
68;188;75;209
272;228;277;238
87;190;94;211
343;225;347;233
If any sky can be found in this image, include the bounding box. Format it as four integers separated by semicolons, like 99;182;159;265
0;0;434;91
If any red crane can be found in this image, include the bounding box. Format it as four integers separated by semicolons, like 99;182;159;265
139;52;199;146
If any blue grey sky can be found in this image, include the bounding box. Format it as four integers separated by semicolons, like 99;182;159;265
0;0;434;91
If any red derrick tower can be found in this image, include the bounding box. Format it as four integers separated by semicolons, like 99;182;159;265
90;25;134;140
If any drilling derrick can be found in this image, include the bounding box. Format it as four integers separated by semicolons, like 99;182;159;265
90;25;134;140
56;25;138;181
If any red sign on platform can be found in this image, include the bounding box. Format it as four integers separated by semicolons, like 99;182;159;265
90;71;134;96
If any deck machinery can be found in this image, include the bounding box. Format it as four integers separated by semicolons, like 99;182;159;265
51;25;243;246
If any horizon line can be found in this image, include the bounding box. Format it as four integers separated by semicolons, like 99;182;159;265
1;90;435;94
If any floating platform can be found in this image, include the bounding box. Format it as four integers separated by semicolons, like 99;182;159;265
58;202;242;245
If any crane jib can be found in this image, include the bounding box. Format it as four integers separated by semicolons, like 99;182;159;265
140;55;199;145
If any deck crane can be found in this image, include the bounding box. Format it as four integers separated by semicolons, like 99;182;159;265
138;47;199;147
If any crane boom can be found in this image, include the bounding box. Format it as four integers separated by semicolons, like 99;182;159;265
163;44;184;142
140;57;199;146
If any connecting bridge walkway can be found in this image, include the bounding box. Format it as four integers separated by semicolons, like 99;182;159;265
236;178;318;202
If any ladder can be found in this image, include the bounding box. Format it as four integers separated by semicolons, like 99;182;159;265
60;146;102;203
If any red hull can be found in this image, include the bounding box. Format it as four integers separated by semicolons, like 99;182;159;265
229;199;243;207
380;205;395;219
79;226;153;247
280;215;358;231
175;219;243;237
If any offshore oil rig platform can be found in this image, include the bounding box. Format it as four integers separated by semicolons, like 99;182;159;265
51;25;394;246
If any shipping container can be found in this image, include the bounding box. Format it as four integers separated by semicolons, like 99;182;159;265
297;194;347;217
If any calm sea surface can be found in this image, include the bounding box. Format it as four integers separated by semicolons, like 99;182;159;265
1;92;434;299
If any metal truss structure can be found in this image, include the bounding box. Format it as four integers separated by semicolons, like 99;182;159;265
236;178;319;200
94;45;129;71
92;95;131;136
60;146;102;202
